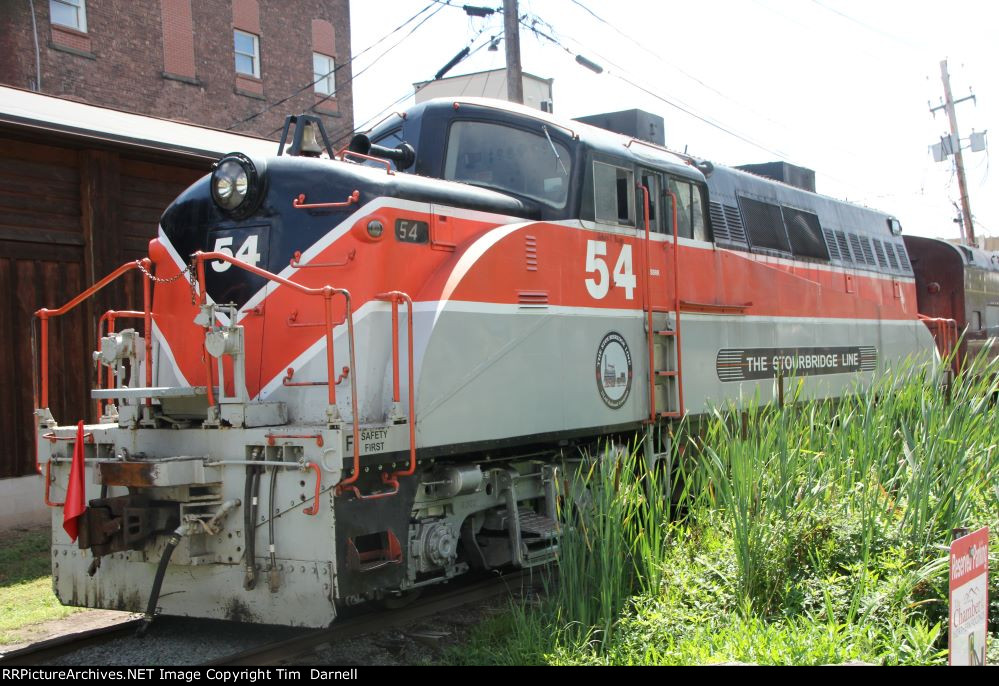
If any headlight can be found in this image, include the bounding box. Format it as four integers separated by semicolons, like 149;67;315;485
211;153;260;216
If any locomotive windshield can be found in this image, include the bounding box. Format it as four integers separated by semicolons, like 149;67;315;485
443;120;571;208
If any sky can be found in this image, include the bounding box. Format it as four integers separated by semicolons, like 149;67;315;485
347;0;997;243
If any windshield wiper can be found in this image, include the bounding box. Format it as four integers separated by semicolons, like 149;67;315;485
542;125;568;177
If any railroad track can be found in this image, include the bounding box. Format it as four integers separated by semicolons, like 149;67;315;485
206;569;536;666
0;618;144;666
0;570;536;667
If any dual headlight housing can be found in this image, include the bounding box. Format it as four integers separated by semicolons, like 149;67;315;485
211;153;262;218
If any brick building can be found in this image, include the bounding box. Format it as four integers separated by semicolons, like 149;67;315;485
0;0;354;141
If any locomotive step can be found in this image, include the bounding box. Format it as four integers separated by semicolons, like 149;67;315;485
518;511;560;539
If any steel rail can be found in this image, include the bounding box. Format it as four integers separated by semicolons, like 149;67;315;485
204;570;534;666
0;618;143;665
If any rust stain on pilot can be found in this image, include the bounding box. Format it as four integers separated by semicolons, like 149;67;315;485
99;461;158;487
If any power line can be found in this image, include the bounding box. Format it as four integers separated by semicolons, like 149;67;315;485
610;72;793;162
567;0;725;99
518;14;793;162
519;10;893;199
567;0;788;129
523;14;771;139
328;27;499;142
226;2;441;131
269;26;496;144
308;2;452;116
808;0;923;52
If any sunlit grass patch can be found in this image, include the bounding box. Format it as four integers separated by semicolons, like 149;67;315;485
0;527;80;644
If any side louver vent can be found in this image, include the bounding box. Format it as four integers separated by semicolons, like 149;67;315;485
722;205;748;245
860;236;876;266
884;242;899;270
835;230;852;263
872;239;888;269
823;229;841;261
708;201;749;246
848;234;869;266
709;202;728;241
895;243;912;272
518;291;549;308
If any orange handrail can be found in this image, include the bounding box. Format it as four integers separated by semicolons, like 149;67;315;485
35;259;152;411
303;462;323;515
338;291;417;501
191;251;360;492
290;249;356;269
666;190;684;418
918;314;960;373
639;184;656;422
292;189;361;210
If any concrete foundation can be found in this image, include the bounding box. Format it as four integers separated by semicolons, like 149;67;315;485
0;475;48;529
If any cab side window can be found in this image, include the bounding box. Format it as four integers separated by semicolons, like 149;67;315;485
665;178;707;241
594;161;635;227
639;172;663;233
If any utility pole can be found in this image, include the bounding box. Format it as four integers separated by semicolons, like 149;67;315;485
931;59;976;246
503;0;524;104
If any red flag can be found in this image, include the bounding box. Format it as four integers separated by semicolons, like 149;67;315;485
62;421;86;542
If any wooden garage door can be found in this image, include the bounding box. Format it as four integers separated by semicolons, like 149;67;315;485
0;137;89;478
0;138;205;478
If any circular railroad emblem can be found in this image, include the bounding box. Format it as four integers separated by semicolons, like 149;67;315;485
595;332;632;409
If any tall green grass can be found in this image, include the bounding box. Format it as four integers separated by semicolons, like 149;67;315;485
685;355;998;617
552;440;672;644
471;354;999;665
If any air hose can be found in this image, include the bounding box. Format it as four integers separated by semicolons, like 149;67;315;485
243;448;263;590
136;525;186;637
267;466;280;592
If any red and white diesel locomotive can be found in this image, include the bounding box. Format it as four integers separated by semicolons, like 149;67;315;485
35;97;997;627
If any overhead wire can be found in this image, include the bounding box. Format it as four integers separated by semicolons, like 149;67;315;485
520;8;894;201
518;14;793;162
226;1;442;131
808;0;925;52
267;19;497;143
331;25;499;141
751;0;927;74
567;0;787;127
533;1;990;229
308;1;453;115
524;13;788;150
567;0;924;182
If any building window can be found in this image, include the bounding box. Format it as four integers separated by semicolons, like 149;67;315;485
234;29;260;78
50;0;87;32
313;53;335;96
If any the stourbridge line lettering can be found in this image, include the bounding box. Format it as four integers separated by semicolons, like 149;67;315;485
716;346;878;382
